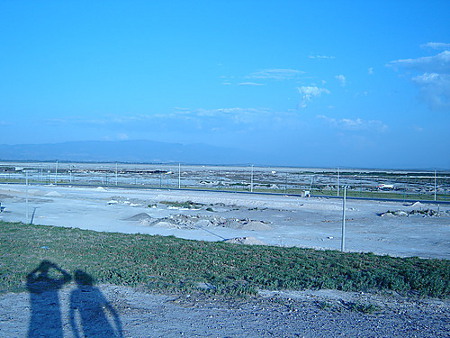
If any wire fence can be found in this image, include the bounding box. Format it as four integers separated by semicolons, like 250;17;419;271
1;162;449;202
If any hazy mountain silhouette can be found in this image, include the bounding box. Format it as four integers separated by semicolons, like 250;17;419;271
0;140;262;165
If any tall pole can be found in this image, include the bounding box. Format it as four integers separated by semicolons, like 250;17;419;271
337;167;340;197
55;160;58;184
434;170;437;201
341;186;347;252
115;162;118;186
285;172;288;193
178;163;181;189
250;165;254;193
26;171;29;222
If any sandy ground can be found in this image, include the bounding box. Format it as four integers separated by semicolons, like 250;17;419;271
1;184;450;337
1;184;449;259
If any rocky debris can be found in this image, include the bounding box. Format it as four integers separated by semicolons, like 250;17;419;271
378;210;408;217
124;213;155;226
409;209;440;217
223;236;266;245
108;196;144;206
124;213;273;231
226;219;273;231
378;209;442;217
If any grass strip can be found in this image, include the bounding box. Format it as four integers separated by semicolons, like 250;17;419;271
1;221;449;297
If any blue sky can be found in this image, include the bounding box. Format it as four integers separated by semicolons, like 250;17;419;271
0;1;449;169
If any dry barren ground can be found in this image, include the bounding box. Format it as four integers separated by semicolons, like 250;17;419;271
1;284;449;337
1;184;449;259
1;184;449;337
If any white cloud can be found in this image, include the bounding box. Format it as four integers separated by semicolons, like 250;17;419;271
388;49;450;111
420;42;450;50
317;115;388;132
247;68;304;80
412;73;450;110
297;86;330;108
174;107;272;125
117;133;129;140
389;50;450;74
238;82;264;86
368;67;374;75
335;74;346;86
308;55;335;59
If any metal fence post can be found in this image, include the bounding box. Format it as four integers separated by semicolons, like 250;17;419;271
341;186;347;252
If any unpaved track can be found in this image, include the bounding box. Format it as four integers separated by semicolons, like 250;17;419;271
1;285;449;337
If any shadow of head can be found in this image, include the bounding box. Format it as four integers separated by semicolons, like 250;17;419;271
74;270;94;287
35;260;54;276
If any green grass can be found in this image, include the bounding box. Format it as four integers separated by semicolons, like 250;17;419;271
1;220;449;298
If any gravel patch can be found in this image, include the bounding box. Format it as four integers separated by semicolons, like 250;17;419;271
1;285;448;337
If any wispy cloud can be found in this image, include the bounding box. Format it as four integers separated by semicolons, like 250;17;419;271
43;108;305;142
388;48;450;111
45;114;155;126
171;107;307;133
297;86;330;108
247;68;304;80
412;73;450;110
317;115;388;132
420;42;450;50
117;133;129;140
238;82;265;86
308;55;335;59
368;67;374;75
388;50;450;74
335;74;346;86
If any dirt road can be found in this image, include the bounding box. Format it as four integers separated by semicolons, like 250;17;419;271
1;284;449;337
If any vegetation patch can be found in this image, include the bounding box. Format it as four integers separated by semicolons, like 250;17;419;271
1;221;449;298
160;200;204;209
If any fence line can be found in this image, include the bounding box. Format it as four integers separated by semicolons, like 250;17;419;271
0;162;449;202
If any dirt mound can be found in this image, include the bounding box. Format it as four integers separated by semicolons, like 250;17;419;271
240;220;273;231
224;218;273;231
45;191;62;197
223;236;266;245
125;213;154;222
153;221;178;229
126;213;273;231
161;215;227;229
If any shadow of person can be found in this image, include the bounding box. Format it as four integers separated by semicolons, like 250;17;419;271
26;260;72;338
70;270;123;337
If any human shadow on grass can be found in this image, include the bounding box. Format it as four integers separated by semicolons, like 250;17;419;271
26;260;71;338
70;269;123;337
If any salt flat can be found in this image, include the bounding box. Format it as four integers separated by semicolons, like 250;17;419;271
1;184;449;259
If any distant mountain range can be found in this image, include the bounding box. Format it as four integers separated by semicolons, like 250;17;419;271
0;140;261;165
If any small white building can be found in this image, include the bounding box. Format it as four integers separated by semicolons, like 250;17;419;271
302;190;311;197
